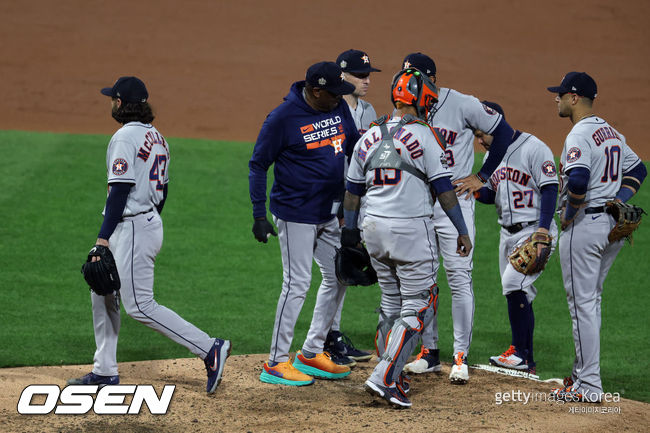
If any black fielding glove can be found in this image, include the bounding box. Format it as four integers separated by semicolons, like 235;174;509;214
340;227;361;247
252;217;277;243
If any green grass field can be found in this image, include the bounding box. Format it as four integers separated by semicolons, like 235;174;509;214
1;130;648;402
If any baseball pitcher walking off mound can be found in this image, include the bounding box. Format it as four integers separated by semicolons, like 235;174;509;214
72;77;230;394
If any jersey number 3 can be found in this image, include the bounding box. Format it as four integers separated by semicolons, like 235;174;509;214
149;154;167;191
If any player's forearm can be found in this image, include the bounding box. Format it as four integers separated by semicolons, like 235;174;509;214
539;184;558;230
98;182;131;240
477;119;515;179
156;183;168;215
343;189;361;229
248;164;269;218
473;187;496;204
438;190;468;235
616;162;647;202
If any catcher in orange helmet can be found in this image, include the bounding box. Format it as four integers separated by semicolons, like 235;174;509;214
341;69;472;408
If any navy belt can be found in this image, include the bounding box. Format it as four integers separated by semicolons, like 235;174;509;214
121;208;154;220
503;220;537;234
584;206;606;215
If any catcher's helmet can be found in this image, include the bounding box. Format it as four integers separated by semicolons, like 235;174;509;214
391;68;439;120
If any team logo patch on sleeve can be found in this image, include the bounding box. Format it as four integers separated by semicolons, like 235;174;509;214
482;104;496;115
112;158;128;175
566;147;581;163
542;160;557;177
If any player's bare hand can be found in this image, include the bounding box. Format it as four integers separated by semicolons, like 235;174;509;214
453;174;485;200
92;238;110;261
456;234;472;257
252;218;277;243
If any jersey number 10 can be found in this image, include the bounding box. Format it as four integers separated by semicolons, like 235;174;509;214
600;145;620;183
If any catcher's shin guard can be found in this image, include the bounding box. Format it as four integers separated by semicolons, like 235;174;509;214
379;286;437;386
375;308;400;357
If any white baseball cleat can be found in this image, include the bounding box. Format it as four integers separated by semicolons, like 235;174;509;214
404;347;441;374
489;345;528;370
449;351;469;384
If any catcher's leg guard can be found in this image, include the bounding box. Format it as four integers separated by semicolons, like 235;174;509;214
375;307;400;357
370;286;437;386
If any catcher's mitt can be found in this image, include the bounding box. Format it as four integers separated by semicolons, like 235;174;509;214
335;245;377;286
509;231;553;275
605;201;646;243
81;245;120;296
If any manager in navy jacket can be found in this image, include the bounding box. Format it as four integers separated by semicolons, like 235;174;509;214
249;61;361;386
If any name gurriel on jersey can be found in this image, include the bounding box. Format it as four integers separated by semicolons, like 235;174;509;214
592;126;620;146
137;131;167;162
489;167;532;189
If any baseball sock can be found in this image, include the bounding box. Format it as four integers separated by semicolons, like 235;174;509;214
527;303;535;365
506;291;529;359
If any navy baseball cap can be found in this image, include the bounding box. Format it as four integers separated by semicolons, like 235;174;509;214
306;61;355;95
402;52;436;77
481;100;505;120
547;72;597;99
336;49;381;74
101;76;149;103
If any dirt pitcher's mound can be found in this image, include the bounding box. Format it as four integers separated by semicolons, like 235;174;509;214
0;355;647;432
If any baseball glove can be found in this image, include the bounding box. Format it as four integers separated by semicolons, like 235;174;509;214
605;201;646;244
509;231;553;275
81;245;120;296
335;245;377;286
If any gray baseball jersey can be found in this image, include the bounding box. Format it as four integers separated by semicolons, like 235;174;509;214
105;122;169;214
487;132;559;227
348;99;377;134
558;115;642;401
559;116;641;208
347;116;450;218
429;88;503;180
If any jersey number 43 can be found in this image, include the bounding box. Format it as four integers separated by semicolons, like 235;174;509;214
149;154;167;190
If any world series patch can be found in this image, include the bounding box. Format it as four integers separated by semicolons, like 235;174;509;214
482;104;496;115
542;160;557;177
112;158;128;175
566;147;581;163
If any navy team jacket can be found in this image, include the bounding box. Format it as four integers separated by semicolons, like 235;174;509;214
249;81;361;224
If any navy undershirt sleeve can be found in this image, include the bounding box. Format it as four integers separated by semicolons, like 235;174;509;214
98;182;131;240
429;176;454;195
475;186;496;204
478;119;515;180
567;167;590;195
346;180;366;197
156;183;168;215
539;184;558;230
430;177;468;235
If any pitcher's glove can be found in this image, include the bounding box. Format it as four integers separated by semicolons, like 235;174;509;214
81;245;120;296
509;231;553;275
606;201;646;244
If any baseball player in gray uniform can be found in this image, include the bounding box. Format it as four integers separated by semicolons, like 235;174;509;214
401;53;515;384
473;101;558;375
323;49;381;366
547;72;646;402
68;77;230;394
344;68;472;408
